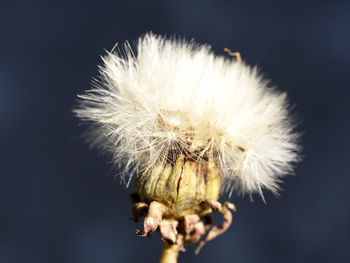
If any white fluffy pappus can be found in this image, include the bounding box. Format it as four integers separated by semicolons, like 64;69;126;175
74;33;300;198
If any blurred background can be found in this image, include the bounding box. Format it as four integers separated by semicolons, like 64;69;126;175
1;0;349;262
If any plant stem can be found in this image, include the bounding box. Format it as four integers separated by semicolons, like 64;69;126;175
159;237;183;263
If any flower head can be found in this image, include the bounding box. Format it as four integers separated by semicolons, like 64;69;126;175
74;33;300;197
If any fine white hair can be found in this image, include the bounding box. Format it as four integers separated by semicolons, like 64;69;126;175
74;33;300;198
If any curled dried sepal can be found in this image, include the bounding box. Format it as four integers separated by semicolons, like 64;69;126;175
160;219;178;244
129;193;148;222
136;201;168;237
194;201;236;254
130;194;236;256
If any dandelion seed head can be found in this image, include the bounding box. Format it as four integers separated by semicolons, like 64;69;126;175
74;32;300;197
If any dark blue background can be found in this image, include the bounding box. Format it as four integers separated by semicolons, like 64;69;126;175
1;0;349;262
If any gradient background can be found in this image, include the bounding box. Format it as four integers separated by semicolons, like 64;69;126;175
1;0;350;262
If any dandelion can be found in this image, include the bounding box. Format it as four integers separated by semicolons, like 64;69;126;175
74;32;300;263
